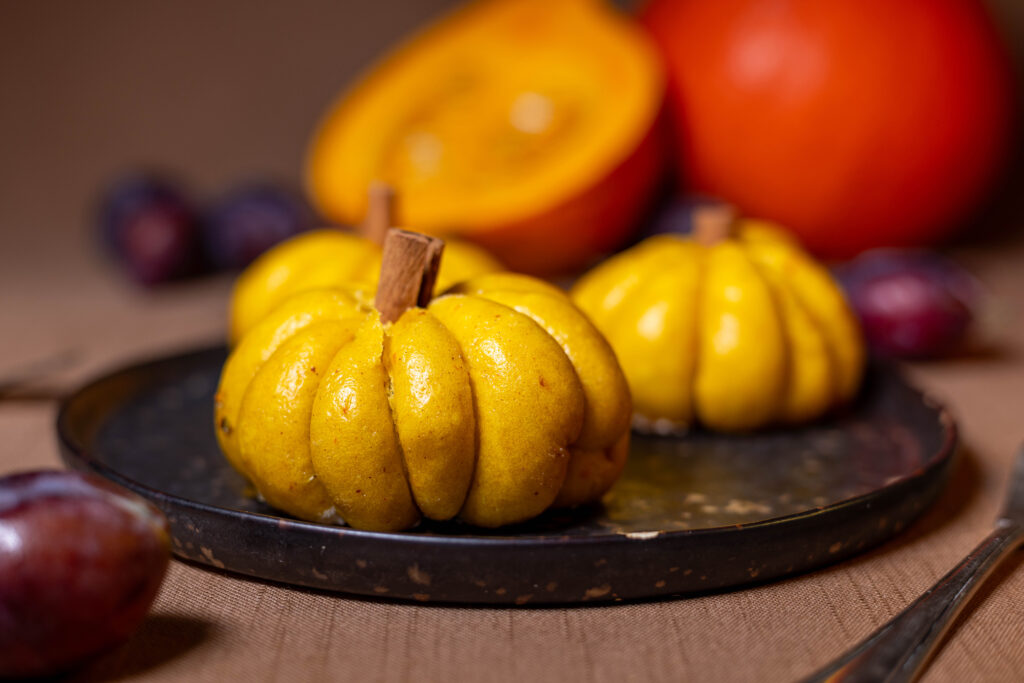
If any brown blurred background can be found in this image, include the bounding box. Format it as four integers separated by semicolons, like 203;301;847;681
0;1;454;265
1;0;1021;263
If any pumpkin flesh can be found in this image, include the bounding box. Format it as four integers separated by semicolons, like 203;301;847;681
306;0;665;273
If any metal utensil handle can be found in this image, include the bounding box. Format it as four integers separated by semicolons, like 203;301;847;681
803;520;1024;683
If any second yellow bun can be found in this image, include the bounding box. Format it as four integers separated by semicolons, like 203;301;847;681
571;216;865;433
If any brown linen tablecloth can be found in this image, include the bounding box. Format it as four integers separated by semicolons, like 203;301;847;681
2;2;1024;681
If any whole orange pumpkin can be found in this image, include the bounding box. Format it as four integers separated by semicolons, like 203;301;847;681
642;0;1015;258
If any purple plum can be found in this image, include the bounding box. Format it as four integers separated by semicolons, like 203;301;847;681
835;250;980;359
98;173;203;286
0;470;170;677
201;184;314;269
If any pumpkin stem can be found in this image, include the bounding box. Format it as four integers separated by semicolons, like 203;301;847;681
361;181;396;246
374;228;445;323
693;202;739;246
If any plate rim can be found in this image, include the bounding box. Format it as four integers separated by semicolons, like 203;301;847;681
55;344;959;549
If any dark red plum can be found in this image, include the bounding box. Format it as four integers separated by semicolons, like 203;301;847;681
835;250;979;359
0;470;170;678
201;184;314;270
98;174;203;286
643;195;714;238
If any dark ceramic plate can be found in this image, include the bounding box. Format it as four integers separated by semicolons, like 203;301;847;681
57;346;956;605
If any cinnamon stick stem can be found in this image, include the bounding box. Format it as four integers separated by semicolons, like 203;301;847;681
362;182;396;246
693;203;739;246
374;229;444;324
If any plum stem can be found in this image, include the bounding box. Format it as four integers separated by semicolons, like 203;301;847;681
693;203;739;246
374;229;445;323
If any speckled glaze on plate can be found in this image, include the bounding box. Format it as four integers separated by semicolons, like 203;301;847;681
57;346;956;605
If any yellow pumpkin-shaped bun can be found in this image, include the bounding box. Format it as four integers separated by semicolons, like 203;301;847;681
228;184;503;345
228;229;501;345
215;230;631;531
571;206;865;433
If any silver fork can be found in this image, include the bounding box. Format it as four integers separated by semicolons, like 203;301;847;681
0;349;80;402
803;445;1024;683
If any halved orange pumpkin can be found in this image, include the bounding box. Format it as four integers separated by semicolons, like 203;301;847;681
306;0;665;274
